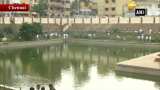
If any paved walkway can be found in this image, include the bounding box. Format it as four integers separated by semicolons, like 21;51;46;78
116;52;160;76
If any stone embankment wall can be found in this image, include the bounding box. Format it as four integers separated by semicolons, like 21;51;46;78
0;17;159;32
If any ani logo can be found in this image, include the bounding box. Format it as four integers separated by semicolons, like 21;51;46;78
135;9;147;16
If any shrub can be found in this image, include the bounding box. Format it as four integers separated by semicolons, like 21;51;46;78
19;23;43;41
111;28;120;34
1;24;17;41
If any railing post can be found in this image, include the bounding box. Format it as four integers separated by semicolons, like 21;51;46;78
82;18;84;24
129;17;131;24
31;16;33;23
47;17;49;24
55;18;57;24
91;17;92;24
108;17;109;24
141;17;143;24
67;17;69;24
99;17;101;24
153;17;155;24
53;18;55;24
2;16;4;24
74;17;75;23
22;16;24;23
39;16;41;24
118;17;120;24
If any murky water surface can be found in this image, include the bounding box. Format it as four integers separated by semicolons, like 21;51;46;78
0;43;160;90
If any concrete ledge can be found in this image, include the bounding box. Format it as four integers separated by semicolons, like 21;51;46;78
0;39;63;50
0;84;17;90
69;39;160;48
116;52;160;76
115;71;160;81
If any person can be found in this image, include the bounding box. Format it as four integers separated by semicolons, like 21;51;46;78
36;84;41;90
41;87;45;90
30;87;35;90
49;84;56;90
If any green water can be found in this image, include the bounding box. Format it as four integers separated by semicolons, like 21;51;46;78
0;43;160;90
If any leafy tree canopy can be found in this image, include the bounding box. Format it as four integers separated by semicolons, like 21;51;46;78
32;0;48;16
19;23;43;41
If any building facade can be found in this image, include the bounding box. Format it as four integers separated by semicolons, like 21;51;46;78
124;0;160;16
49;0;71;17
21;0;38;4
0;0;10;4
79;0;97;16
134;0;160;16
96;0;128;17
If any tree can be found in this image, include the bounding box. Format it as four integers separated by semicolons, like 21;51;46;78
32;23;43;34
32;0;48;17
1;24;18;40
0;30;4;39
19;23;43;41
71;0;80;15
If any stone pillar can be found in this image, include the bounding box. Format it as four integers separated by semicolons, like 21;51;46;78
129;17;131;24
141;17;143;24
118;17;120;24
55;18;56;24
82;18;84;24
40;16;42;24
153;17;156;24
91;18;92;24
74;18;75;24
67;17;69;24
22;16;24;23
2;17;4;24
108;17;110;24
31;16;33;23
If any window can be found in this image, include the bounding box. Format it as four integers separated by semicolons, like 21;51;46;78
111;15;115;17
111;7;116;11
112;0;115;3
105;15;109;16
105;8;109;11
105;0;109;3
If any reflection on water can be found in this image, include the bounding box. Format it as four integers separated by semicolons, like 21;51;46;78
0;43;160;90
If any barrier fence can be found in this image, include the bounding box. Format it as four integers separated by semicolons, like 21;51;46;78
0;17;160;25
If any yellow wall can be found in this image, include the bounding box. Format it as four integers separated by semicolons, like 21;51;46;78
21;0;29;4
96;0;128;16
116;0;128;16
96;0;106;16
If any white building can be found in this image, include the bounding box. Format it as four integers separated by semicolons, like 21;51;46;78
135;0;160;16
10;0;21;3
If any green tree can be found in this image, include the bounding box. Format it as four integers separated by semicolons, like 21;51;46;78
0;30;4;39
19;23;43;41
32;23;43;34
32;0;48;16
71;0;80;15
1;24;18;40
